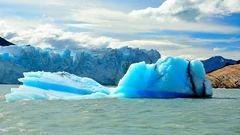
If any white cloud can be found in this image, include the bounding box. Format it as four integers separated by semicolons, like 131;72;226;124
213;47;227;52
161;47;240;60
107;37;240;60
1;19;239;60
0;1;239;60
0;0;68;6
108;39;188;50
68;7;240;34
0;21;15;38
130;0;240;21
1;0;240;34
0;20;118;49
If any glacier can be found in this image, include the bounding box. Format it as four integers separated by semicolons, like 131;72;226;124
5;56;212;102
0;45;160;85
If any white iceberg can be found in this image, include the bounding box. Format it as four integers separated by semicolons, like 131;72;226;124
5;56;212;102
5;72;110;102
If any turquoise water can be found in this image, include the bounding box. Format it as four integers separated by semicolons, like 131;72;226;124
0;85;240;135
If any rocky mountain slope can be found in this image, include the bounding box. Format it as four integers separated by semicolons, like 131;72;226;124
206;64;240;88
202;56;238;73
0;37;14;46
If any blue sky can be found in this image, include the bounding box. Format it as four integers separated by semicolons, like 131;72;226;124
0;0;239;59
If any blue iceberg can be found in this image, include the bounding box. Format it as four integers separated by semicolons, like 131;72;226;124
113;57;212;98
5;56;212;102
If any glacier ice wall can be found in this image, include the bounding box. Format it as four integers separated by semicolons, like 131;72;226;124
5;56;212;102
0;45;160;85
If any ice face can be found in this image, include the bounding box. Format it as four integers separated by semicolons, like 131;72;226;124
0;45;160;85
5;56;212;102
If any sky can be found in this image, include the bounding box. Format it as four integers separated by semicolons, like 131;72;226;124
0;0;239;59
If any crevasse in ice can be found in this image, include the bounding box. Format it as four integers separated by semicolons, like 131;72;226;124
5;56;212;102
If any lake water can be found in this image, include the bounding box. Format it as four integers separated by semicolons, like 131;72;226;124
0;85;240;135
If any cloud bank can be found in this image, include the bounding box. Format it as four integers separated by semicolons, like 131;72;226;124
0;0;239;59
130;0;240;21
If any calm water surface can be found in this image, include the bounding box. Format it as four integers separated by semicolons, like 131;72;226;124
0;85;240;135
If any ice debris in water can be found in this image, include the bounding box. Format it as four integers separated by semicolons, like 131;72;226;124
5;56;212;102
5;72;110;102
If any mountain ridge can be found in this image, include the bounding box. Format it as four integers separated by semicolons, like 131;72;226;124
202;56;238;73
0;37;15;46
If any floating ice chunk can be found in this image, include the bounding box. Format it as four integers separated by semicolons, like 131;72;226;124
112;56;212;98
6;85;109;102
5;72;110;102
5;56;212;102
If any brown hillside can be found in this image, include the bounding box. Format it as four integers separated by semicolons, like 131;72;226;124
206;64;240;88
